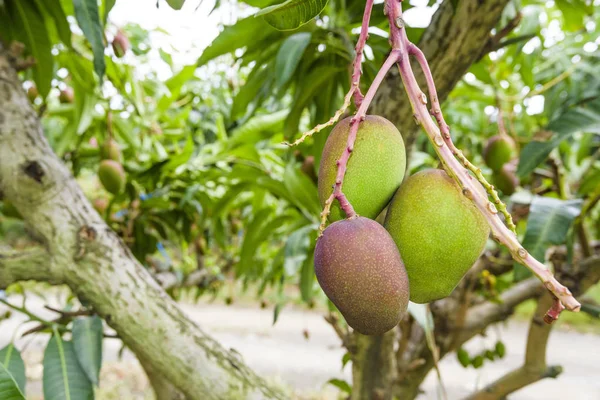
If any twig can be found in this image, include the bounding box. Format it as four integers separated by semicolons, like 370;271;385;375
408;43;516;233
464;292;561;400
318;50;400;234
283;0;374;147
386;0;580;319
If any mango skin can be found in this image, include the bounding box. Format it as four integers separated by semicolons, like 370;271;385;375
483;135;515;171
100;140;122;162
318;115;406;221
314;217;409;335
384;169;489;303
98;160;126;195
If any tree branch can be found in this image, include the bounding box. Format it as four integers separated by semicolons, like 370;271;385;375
464;292;561;400
0;52;284;400
0;247;60;288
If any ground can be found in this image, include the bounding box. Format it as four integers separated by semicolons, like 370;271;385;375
0;295;599;399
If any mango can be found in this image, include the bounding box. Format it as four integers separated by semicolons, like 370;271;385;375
98;160;126;195
483;135;515;171
492;163;519;195
59;87;74;104
314;217;409;335
318;115;406;221
112;31;129;58
384;169;489;303
100;140;122;162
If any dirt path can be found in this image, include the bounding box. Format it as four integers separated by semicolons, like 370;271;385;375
1;298;599;399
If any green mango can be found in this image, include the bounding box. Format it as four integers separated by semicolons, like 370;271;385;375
314;217;409;335
384;169;489;303
98;160;126;195
483;135;515;171
318;115;406;221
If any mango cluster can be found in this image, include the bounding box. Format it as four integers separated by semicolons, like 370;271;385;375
313;115;490;335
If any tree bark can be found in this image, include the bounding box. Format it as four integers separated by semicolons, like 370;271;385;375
355;1;511;397
0;52;284;400
371;0;510;153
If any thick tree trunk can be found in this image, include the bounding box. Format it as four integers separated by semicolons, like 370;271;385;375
351;331;396;400
355;1;511;398
0;52;284;400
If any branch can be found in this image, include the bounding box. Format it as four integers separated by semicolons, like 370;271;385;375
386;0;580;319
461;277;543;335
319;50;400;232
0;52;284;400
0;247;60;288
464;292;561;400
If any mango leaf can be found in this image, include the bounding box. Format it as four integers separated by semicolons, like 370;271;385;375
72;316;104;386
283;225;313;276
0;363;25;400
275;32;311;88
327;378;352;394
517;100;600;177
101;0;116;25
283;163;321;217
197;16;275;67
256;0;328;31
73;0;106;81
165;0;185;10
555;0;592;31
514;197;582;281
0;345;26;394
43;334;94;400
299;241;316;303
33;0;72;47
8;0;53;97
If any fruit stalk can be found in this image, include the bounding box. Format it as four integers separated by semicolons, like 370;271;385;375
386;0;580;319
284;0;374;147
407;43;517;233
350;0;374;107
319;50;401;234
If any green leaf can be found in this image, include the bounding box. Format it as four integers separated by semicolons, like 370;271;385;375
0;345;26;394
514;197;582;281
517;101;600;177
256;0;328;31
327;378;352;394
230;110;287;146
555;0;591;31
165;0;185;10
73;0;106;81
8;0;53;97
283;225;312;276
72;316;104;386
275;32;311;88
101;0;116;25
33;0;72;47
283;163;321;216
197;16;275;67
0;363;25;400
299;243;316;303
43;334;94;400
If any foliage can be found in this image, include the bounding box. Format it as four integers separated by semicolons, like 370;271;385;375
0;0;599;398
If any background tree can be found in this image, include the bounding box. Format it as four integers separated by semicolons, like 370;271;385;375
1;0;599;399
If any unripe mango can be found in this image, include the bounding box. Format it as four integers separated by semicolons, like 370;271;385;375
59;87;74;104
492;163;519;195
483;135;515;171
314;217;409;335
98;160;126;195
27;85;38;102
384;169;489;303
318;116;406;221
100;140;122;162
112;31;129;58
